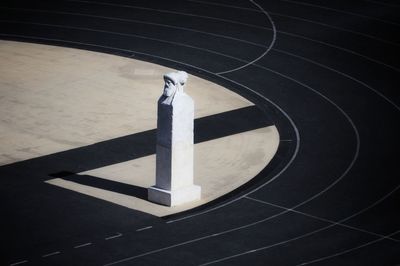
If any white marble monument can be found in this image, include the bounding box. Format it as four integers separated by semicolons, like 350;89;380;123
148;71;201;206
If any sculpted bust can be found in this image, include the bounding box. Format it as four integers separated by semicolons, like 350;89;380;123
149;70;201;206
160;71;188;105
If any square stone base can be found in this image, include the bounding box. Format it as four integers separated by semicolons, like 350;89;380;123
148;185;201;207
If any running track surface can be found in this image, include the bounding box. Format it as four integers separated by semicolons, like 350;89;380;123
1;0;399;265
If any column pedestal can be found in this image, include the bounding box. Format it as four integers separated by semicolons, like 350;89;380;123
148;71;201;207
148;185;201;206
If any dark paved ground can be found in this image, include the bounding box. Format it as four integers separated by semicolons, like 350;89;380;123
1;0;399;265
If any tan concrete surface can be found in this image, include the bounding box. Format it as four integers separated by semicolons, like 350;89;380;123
0;40;280;216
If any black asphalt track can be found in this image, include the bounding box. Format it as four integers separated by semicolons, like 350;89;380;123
1;0;399;265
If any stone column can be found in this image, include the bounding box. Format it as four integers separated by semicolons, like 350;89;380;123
148;71;201;206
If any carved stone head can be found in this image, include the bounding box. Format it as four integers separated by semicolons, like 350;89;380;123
163;71;188;98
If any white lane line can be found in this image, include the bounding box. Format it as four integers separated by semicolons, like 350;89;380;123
252;61;361;202
217;0;276;75
164;80;300;221
9;260;28;266
2;13;397;264
102;8;366;223
72;32;363;266
4;36;296;266
245;196;399;241
0;6;265;48
272;48;400;112
0;20;250;65
105;233;123;240
0;34;298;227
0;36;365;266
2;6;399;73
66;1;400;72
103;234;217;266
42;251;61;258
0;34;358;245
67;0;268;30
296;229;400;265
199;227;399;266
3;8;396;112
73;242;92;249
188;0;400;47
199;185;400;265
136;226;153;232
53;1;397;109
5;34;391;266
279;0;400;27
269;11;400;47
275;28;400;73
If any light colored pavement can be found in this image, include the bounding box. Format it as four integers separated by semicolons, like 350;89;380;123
0;40;279;216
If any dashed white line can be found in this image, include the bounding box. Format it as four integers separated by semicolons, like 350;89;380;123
74;242;92;249
42;251;61;258
136;226;153;232
0;34;367;266
9;260;28;266
105;233;123;240
1;2;397;265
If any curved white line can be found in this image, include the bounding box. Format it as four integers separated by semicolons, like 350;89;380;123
0;19;252;65
1;12;383;222
0;33;301;265
2;2;396;262
272;48;400;112
2;5;399;73
168;55;363;223
2;18;359;223
277;28;400;73
245;196;398;241
187;0;400;47
216;0;276;75
0;6;266;48
249;62;360;200
3;34;394;266
296;229;400;265
200;184;400;265
279;0;400;27
269;11;400;47
62;0;400;72
2;8;400;110
100;43;362;264
14;36;359;265
67;0;268;30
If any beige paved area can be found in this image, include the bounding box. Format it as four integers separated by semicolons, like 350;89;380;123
0;40;279;216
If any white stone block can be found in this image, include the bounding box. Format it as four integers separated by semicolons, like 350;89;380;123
148;71;201;206
148;184;201;206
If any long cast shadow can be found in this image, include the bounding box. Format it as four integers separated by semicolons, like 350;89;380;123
1;105;273;197
51;172;148;200
1;105;271;173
